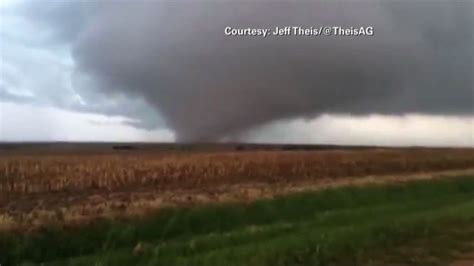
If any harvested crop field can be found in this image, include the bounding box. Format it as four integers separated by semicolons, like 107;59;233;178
1;144;474;265
1;145;473;231
2;173;474;266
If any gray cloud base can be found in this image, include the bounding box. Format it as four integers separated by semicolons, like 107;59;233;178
31;1;474;141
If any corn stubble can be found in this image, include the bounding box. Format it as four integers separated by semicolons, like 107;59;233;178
0;148;473;230
1;149;473;195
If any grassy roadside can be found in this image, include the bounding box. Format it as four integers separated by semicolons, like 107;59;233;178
1;175;474;266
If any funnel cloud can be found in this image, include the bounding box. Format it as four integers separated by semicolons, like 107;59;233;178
63;1;473;141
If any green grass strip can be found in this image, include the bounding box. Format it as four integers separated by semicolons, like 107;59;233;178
1;175;473;265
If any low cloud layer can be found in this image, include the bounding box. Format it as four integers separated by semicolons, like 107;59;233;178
3;1;474;142
243;114;474;147
0;102;174;142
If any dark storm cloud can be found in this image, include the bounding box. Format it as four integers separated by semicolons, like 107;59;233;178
27;1;474;141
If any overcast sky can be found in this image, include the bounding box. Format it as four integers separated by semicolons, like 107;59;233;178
0;0;472;146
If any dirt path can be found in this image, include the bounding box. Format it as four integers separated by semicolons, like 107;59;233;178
451;246;474;266
451;258;474;266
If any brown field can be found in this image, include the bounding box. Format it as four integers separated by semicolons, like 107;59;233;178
1;144;473;231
